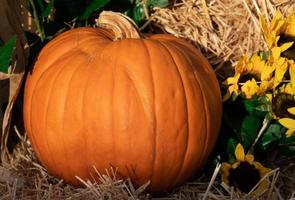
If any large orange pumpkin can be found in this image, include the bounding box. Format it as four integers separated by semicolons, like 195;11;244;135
23;11;222;193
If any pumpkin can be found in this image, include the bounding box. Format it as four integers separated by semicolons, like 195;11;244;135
23;11;222;193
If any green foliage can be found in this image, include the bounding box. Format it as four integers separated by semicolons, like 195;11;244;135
243;96;272;117
123;0;170;26
81;0;110;19
218;93;295;166
239;115;262;150
0;36;17;73
42;0;55;17
260;122;285;150
147;0;169;8
27;0;170;44
258;50;270;60
131;4;146;25
280;134;295;146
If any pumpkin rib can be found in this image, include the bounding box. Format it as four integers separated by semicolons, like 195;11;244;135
111;41;120;173
156;41;191;188
140;40;157;186
32;47;83;85
174;41;219;174
175;42;221;164
122;57;157;184
166;41;210;166
41;30;80;51
58;57;85;181
39;30;110;70
45;54;89;179
82;43;114;181
83;42;118;182
32;54;75;175
61;50;99;183
27;53;74;160
191;66;210;166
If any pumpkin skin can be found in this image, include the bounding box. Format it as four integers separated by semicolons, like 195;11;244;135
23;26;222;193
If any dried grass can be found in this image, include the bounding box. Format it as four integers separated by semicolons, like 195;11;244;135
0;127;294;199
1;0;295;199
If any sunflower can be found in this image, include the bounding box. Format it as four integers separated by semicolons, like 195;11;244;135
279;107;295;137
223;11;295;100
259;11;286;48
260;11;295;49
223;54;267;100
221;144;271;195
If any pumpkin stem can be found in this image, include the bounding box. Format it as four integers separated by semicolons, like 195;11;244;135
96;11;143;40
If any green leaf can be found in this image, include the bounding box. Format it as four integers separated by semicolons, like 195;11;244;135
42;0;55;17
261;122;284;150
243;96;271;117
279;134;295;146
132;4;146;25
147;0;169;8
0;36;17;73
226;138;238;163
258;50;270;60
36;0;45;13
240;115;262;150
81;0;110;19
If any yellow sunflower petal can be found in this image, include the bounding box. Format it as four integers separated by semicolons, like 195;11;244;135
235;143;245;161
250;54;265;75
224;84;239;100
288;107;295;115
285;14;295;37
251;179;269;196
280;42;294;52
285;129;295;137
241;79;259;99
259;15;268;35
279;83;295;95
266;93;273;101
223;91;231;102
274;59;288;87
261;65;275;81
232;162;240;169
270;10;283;32
258;81;273;94
290;63;295;87
245;154;254;163
255;162;271;174
221;162;232;185
271;47;281;60
277;57;286;66
225;73;240;85
275;20;285;34
278;118;295;129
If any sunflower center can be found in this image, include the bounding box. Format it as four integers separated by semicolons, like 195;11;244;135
228;161;260;193
239;73;259;83
272;93;295;118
